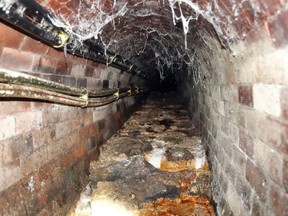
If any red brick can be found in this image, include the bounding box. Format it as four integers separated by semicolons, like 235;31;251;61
76;78;87;88
246;158;267;201
0;192;8;214
284;159;288;193
66;54;80;64
66;0;81;12
211;0;231;16
239;128;254;158
85;66;95;77
33;127;55;149
18;176;48;214
37;208;50;216
35;56;58;73
246;21;270;44
268;14;288;47
37;164;53;183
234;11;252;38
42;74;62;83
63;76;76;87
95;79;103;88
20;145;48;175
0;48;35;72
61;145;85;168
0;23;24;49
1;185;27;213
0;101;32;116
79;125;92;141
55;60;72;75
103;0;114;11
21;37;49;54
87;147;100;162
57;0;70;3
235;176;252;210
15;111;43;134
231;144;246;171
254;138;283;185
6;133;33;163
103;79;109;88
57;6;72;18
259;0;281;16
251;194;264;216
73;143;86;159
1;162;22;191
241;1;255;26
47;0;62;11
270;184;288;215
0;116;16;141
238;85;253;107
70;64;86;77
94;68;102;78
35;0;47;5
266;118;288;155
279;10;288;45
46;47;65;60
280;88;288;120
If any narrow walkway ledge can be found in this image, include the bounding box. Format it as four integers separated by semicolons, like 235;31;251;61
69;92;215;216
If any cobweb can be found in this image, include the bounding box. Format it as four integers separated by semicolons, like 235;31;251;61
43;0;263;83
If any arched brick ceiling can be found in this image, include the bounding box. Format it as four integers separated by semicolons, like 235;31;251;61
35;0;285;83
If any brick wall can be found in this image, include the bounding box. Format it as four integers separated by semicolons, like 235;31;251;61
180;7;288;216
0;23;146;215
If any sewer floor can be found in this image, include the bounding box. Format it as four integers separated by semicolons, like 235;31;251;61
69;92;215;216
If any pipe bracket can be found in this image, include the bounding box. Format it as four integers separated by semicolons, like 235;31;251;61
53;30;70;48
127;86;132;96
113;88;119;100
80;88;89;107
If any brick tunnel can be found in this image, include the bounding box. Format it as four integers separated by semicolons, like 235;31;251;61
0;0;287;215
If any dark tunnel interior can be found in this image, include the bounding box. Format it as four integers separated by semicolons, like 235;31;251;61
0;0;288;215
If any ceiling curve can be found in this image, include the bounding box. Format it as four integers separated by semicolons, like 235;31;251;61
34;0;275;83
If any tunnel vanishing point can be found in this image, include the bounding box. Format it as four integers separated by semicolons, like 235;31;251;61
0;0;287;215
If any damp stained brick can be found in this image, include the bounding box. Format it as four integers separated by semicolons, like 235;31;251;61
0;23;24;49
102;80;109;88
63;76;76;87
56;60;72;75
0;48;34;72
238;85;253;107
85;66;94;77
76;78;87;88
246;158;267;202
35;56;58;74
21;37;48;55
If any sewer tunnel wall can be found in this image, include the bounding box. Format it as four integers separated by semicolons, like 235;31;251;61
0;0;288;215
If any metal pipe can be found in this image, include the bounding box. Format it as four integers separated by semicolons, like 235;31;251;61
66;44;109;64
0;83;145;107
0;68;119;97
0;83;87;106
0;0;148;79
0;0;65;47
0;69;147;107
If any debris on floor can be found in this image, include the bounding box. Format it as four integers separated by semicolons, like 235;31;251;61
69;92;215;216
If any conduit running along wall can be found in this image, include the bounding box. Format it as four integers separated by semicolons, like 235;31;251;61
0;12;147;216
0;0;288;215
0;68;146;107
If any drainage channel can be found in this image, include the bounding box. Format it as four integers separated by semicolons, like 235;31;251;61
69;92;215;216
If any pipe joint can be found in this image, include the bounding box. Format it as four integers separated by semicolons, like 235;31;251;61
80;88;89;107
113;88;120;100
127;86;132;96
53;30;70;48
